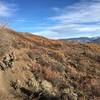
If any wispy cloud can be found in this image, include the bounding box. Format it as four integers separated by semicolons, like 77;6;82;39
0;1;16;17
34;0;100;39
51;2;100;23
15;19;36;23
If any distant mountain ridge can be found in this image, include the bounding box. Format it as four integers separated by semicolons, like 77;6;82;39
92;37;100;44
60;37;100;43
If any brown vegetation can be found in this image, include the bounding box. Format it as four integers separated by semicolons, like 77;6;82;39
0;27;100;100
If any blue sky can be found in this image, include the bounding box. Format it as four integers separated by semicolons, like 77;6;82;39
0;0;100;39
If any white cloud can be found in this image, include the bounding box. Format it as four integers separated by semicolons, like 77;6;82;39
15;19;35;23
15;19;26;22
75;27;100;32
34;0;100;39
0;1;16;17
51;2;100;23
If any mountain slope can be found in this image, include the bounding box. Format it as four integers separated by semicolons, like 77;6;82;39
0;28;100;100
61;37;93;42
61;37;100;44
91;37;100;44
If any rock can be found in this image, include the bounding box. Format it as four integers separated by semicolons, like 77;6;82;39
0;61;7;70
0;53;15;71
41;80;54;94
27;77;40;92
60;86;77;100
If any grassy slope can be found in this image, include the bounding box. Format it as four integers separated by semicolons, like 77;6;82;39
0;28;100;100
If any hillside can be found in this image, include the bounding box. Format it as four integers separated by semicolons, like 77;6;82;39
0;28;100;100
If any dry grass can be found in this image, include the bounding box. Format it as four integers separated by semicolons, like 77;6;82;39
0;28;100;100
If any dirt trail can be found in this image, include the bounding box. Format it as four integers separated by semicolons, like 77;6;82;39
0;71;7;92
0;70;9;100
